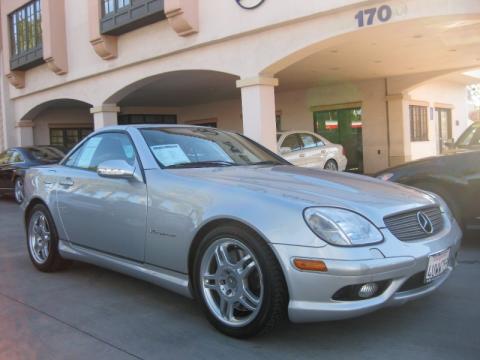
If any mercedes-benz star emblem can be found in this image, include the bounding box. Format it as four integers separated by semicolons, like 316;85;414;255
417;211;434;234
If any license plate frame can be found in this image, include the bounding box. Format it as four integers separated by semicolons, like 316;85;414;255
425;248;450;283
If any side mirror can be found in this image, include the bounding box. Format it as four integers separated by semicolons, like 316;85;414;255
97;160;136;179
279;147;290;155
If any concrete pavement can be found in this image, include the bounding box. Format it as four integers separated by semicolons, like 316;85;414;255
0;198;479;360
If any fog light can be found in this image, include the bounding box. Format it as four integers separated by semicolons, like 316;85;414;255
358;283;379;299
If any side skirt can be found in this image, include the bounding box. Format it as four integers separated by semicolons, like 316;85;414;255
58;240;193;299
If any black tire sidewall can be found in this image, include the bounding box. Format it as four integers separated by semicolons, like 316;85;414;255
192;225;286;338
26;204;62;272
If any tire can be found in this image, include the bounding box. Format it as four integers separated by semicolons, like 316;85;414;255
193;224;288;338
14;177;25;204
324;159;338;171
413;182;463;228
26;204;72;272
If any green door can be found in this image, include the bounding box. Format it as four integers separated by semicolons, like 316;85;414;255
313;107;363;172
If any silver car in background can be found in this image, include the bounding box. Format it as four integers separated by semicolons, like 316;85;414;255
277;130;347;171
22;125;461;338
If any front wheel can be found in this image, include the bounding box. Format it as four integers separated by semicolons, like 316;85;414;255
193;225;288;338
27;204;71;272
14;177;25;204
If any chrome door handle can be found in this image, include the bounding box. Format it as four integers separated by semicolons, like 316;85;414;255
299;154;305;158
59;178;74;187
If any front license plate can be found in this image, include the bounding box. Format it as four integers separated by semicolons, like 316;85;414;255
425;248;450;283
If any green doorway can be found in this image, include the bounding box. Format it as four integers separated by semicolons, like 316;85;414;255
313;106;364;172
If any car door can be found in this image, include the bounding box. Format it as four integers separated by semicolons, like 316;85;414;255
0;150;25;191
279;134;304;165
0;150;13;190
298;133;328;167
55;132;147;262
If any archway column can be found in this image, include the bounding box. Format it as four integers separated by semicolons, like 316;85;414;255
386;94;411;166
236;77;278;152
16;121;34;146
90;104;120;130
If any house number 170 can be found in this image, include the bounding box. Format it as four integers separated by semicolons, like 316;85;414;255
355;5;392;27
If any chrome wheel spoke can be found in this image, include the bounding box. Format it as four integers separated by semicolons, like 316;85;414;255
240;288;260;311
239;261;255;279
215;244;232;267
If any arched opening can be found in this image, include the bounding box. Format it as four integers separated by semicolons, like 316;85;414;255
262;15;480;173
104;70;242;132
21;99;94;149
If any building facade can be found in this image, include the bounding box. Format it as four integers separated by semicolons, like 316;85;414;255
0;0;479;173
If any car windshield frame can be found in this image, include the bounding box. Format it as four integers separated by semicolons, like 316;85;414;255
455;122;480;148
140;127;289;169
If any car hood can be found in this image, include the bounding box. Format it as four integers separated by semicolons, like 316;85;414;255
174;165;437;227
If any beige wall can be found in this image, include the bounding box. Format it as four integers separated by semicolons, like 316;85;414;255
33;107;93;145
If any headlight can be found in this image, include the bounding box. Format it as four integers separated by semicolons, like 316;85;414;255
303;207;384;246
376;173;394;181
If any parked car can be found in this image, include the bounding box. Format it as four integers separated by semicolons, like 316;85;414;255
277;131;347;171
445;121;480;151
0;146;65;204
22;125;461;338
376;123;480;230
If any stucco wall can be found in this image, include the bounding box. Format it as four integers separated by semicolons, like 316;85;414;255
33;107;93;145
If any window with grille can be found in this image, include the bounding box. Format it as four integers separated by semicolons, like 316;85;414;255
100;0;165;35
409;105;429;142
9;0;43;70
50;128;93;150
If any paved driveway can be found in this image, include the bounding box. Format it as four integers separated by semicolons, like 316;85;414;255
0;198;479;360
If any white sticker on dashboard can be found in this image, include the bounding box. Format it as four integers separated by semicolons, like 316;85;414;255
151;144;190;166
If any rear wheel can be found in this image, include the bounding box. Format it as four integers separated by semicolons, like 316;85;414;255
324;159;338;171
14;177;24;204
27;204;71;272
193;225;288;338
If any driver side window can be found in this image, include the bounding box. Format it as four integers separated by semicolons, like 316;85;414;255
281;134;302;152
65;132;137;171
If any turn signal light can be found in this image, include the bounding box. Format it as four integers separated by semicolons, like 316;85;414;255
293;258;328;272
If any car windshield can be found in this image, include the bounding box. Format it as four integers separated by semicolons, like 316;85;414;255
140;127;286;168
27;147;65;162
456;122;480;148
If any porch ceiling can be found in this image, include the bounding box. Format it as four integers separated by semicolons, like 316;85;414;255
118;71;240;107
277;17;480;90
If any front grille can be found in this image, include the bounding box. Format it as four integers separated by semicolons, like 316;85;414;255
384;206;444;241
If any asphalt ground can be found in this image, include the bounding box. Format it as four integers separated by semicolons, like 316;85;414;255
0;198;479;360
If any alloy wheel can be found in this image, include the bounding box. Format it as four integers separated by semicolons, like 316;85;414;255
200;238;264;327
324;160;338;171
28;211;51;264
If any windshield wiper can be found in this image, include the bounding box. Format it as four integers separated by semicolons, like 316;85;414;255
165;161;237;169
249;160;283;166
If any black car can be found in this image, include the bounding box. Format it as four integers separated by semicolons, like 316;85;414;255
375;123;480;230
0;146;65;203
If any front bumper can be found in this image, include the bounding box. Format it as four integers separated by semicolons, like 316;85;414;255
271;216;462;323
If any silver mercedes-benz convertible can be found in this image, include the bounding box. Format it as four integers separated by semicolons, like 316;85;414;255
22;125;461;338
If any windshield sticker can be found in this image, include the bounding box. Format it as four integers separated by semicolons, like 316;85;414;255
151;144;190;166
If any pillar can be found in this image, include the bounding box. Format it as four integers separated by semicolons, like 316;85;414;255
386;94;411;166
236;77;278;152
90;104;120;130
16;121;34;146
